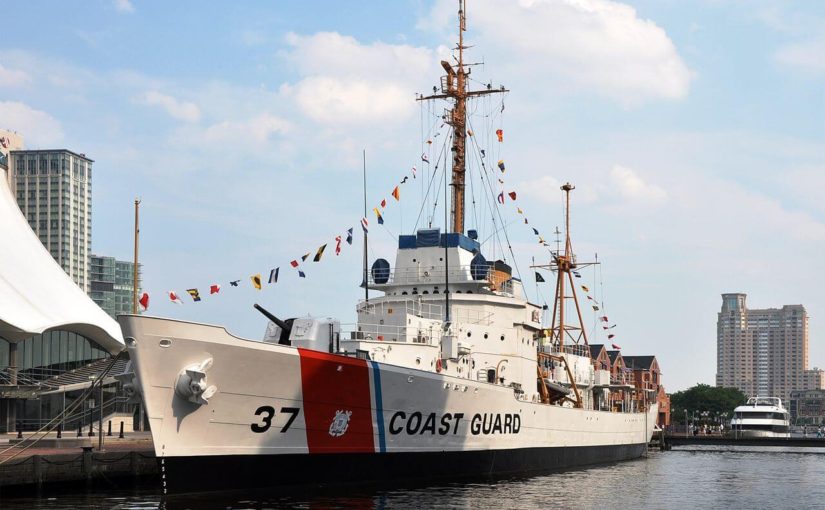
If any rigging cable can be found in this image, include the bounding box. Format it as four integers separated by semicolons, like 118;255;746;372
413;130;452;231
466;115;527;299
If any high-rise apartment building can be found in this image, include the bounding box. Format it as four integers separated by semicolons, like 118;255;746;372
803;368;825;391
10;149;93;292
716;293;808;402
90;255;141;318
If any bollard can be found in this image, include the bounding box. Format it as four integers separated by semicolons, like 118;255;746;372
33;454;42;488
107;420;112;437
88;422;95;437
130;450;140;477
57;423;62;439
119;421;125;439
77;422;82;437
81;445;94;486
16;421;22;439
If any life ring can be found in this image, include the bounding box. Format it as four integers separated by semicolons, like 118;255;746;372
436;359;443;373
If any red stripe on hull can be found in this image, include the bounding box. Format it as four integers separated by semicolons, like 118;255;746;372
298;349;375;454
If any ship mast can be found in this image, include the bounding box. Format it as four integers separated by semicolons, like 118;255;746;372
418;0;507;234
536;183;597;353
532;184;600;408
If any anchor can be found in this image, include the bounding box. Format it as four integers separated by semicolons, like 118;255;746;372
114;360;143;405
174;358;218;405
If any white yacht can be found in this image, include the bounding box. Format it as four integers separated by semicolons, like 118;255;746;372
729;397;790;438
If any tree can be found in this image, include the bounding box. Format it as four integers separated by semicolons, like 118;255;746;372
669;384;747;425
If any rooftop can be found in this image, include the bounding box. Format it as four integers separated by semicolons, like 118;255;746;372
10;148;94;163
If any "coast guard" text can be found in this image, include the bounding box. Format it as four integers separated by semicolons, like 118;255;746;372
387;411;520;435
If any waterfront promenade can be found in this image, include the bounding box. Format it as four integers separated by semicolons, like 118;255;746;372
0;431;157;494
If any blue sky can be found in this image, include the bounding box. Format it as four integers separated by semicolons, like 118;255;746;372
2;0;825;391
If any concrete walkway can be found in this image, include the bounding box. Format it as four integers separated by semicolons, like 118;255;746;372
0;432;157;491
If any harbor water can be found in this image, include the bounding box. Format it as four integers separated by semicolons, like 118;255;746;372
3;447;825;509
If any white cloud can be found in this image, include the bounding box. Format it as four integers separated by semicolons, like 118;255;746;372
519;175;599;205
0;64;30;87
293;76;414;125
774;37;825;75
281;32;435;125
199;113;291;145
113;0;134;13
140;91;201;123
422;0;693;104
283;32;434;81
608;165;667;205
0;101;64;146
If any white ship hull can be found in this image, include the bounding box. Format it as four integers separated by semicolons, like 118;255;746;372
121;315;657;494
730;429;790;439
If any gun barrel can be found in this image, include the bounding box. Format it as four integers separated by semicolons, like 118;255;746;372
253;303;290;332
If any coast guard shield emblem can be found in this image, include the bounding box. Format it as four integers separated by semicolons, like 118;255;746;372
328;410;352;437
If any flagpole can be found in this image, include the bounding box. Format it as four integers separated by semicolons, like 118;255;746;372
363;150;369;304
443;163;450;326
133;198;140;314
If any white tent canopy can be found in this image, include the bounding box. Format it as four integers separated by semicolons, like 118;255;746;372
0;175;124;353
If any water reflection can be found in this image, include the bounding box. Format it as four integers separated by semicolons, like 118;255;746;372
4;449;825;510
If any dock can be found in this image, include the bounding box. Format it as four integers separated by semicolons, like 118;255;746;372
0;431;157;494
664;435;825;448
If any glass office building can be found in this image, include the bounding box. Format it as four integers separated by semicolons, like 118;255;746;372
0;332;109;375
90;255;141;319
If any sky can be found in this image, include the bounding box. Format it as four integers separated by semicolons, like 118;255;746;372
2;0;825;392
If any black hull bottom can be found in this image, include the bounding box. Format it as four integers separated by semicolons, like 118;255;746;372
160;443;648;494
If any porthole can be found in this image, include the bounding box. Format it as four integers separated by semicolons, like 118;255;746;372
467;331;472;338
500;335;505;341
484;333;489;339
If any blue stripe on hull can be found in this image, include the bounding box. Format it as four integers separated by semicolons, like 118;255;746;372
368;360;386;453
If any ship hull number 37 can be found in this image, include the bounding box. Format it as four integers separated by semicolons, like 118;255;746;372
250;406;300;433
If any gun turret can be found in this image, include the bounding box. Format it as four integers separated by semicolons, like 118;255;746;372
254;304;293;345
